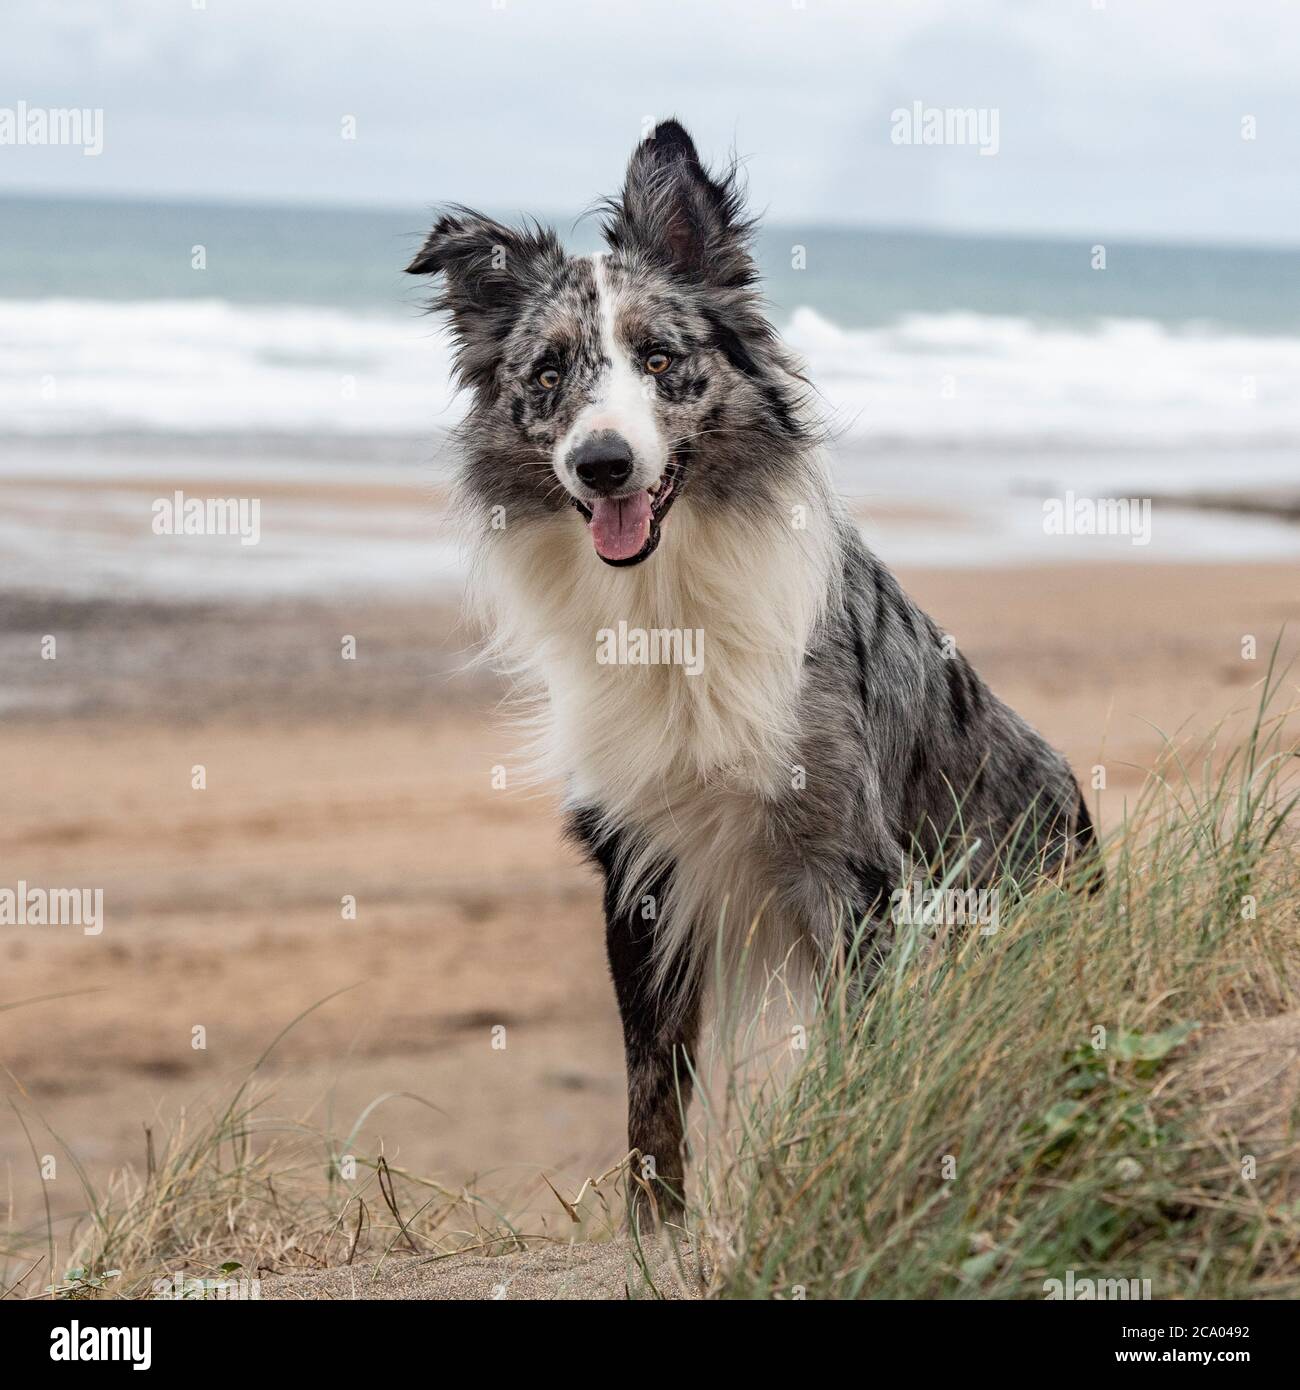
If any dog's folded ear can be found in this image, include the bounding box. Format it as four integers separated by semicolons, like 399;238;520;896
602;120;756;288
405;208;561;299
406;209;562;394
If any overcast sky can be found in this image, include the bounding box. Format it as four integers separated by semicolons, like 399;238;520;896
4;0;1298;244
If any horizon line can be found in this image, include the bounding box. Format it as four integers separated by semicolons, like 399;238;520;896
3;185;1300;257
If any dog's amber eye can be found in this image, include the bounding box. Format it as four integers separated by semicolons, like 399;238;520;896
536;368;561;390
644;352;671;375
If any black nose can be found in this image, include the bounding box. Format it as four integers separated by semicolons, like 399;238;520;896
570;432;634;495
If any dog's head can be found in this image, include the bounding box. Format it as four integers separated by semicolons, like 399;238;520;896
408;120;813;566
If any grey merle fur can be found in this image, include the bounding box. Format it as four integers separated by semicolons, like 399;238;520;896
408;119;1098;1226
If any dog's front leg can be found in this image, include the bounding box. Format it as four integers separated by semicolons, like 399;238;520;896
603;873;700;1231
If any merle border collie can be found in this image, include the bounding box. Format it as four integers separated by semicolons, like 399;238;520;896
408;120;1097;1226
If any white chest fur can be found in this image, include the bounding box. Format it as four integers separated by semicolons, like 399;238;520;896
472;484;838;984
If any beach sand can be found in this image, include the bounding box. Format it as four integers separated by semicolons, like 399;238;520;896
1;555;1297;1261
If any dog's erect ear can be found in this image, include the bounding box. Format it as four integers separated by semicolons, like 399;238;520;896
406;209;562;394
601;120;756;287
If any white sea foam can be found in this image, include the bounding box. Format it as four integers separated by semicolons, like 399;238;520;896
0;297;460;436
4;297;1300;456
785;307;1300;451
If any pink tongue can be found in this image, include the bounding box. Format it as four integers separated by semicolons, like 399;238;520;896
589;492;652;561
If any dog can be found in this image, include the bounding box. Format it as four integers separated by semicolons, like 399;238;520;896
407;119;1097;1225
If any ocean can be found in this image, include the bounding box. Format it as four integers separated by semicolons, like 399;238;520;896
4;192;1300;451
1;193;1298;599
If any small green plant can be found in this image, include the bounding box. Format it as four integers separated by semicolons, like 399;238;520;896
44;1267;121;1299
1028;1021;1199;1163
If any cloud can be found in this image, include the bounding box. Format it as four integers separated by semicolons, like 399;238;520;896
2;0;1297;243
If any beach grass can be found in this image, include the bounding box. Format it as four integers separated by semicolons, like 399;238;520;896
3;666;1297;1300
694;659;1300;1299
1;999;542;1300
